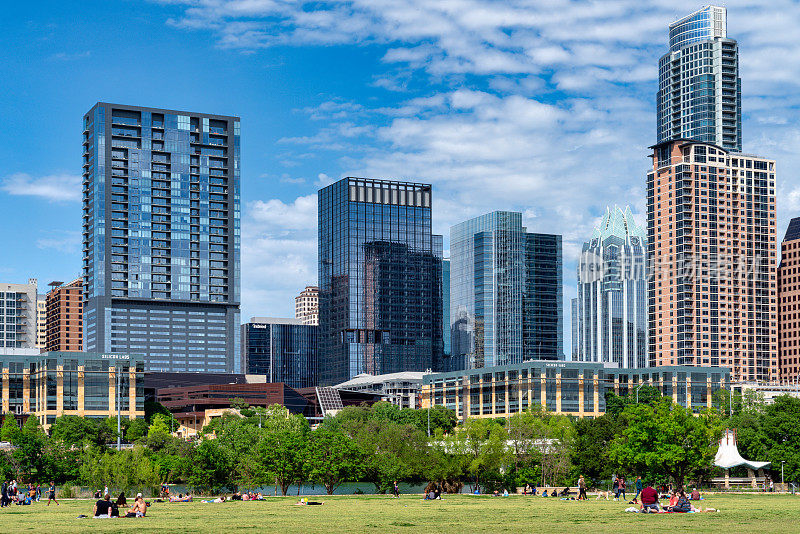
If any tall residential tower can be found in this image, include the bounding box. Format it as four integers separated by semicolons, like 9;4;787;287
82;103;241;373
648;8;777;383
318;177;443;386
657;6;741;151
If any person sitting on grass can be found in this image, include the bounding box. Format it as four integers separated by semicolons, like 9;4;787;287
690;488;700;500
124;495;147;518
94;494;114;518
639;483;660;513
670;490;691;513
542;490;548;497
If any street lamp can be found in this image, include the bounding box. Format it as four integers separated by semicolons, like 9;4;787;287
635;382;645;404
782;461;785;487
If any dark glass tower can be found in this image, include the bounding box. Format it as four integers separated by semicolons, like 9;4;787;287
318;177;443;386
450;211;562;369
82;103;241;373
241;317;316;388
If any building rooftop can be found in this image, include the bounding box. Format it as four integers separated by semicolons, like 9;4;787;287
334;371;428;388
248;317;304;325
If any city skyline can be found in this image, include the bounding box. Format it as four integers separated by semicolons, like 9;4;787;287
5;2;800;360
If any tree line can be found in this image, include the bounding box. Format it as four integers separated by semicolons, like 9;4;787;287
0;387;796;495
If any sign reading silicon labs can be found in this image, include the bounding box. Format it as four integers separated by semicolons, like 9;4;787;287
545;362;566;368
100;354;128;360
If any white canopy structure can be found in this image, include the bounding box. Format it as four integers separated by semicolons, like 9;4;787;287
714;429;771;470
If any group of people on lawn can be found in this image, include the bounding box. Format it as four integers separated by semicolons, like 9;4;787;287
92;492;148;518
1;480;58;507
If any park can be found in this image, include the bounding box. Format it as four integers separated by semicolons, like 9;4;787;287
0;493;798;533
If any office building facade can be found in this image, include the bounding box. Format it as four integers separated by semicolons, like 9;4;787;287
0;350;144;428
778;218;800;383
241;317;316;388
423;360;729;419
657;6;741;151
82;103;241;373
450;211;562;370
318;177;443;386
575;206;648;368
45;278;84;352
647;140;776;382
0;280;39;349
294;285;319;326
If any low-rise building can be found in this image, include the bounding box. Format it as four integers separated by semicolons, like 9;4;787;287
241;317;317;388
422;360;729;419
0;349;144;428
333;372;426;409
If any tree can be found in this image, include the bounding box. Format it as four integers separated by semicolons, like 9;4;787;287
263;426;307;495
125;418;149;442
189;438;234;492
148;414;172;437
573;414;622;485
0;414;19;443
608;398;721;486
304;428;364;495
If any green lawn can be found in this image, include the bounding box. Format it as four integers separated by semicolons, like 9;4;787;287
0;493;797;533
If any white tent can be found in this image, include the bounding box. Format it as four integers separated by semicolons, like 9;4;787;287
714;429;770;470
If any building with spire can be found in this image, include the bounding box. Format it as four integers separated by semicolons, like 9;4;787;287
575;206;648;368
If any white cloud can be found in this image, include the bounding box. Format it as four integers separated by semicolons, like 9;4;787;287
248;194;317;230
156;0;800;353
36;231;82;254
1;173;81;202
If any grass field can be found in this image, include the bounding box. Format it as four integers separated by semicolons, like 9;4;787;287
0;493;797;533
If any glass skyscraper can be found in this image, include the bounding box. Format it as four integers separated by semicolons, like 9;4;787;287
241;317;316;388
82;103;241;373
657;5;741;151
318;177;443;386
575;206;647;368
450;211;562;369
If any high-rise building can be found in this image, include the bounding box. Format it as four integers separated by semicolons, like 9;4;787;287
450;211;562;369
0;279;38;349
82;103;241;373
778;218;800;383
647;140;776;381
45;279;84;352
524;232;564;360
575;206;648;368
241;317;316;388
442;258;451;358
649;7;777;383
571;297;578;360
318;177;443;386
657;6;741;151
294;285;319;326
36;295;47;350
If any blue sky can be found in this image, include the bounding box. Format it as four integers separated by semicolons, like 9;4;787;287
3;0;800;357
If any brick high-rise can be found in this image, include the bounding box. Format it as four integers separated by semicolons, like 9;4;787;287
647;140;776;382
648;7;777;384
778;218;800;383
45;278;84;352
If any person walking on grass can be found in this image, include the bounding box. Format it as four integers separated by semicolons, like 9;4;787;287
578;476;587;500
46;481;58;506
633;476;643;503
393;481;400;498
